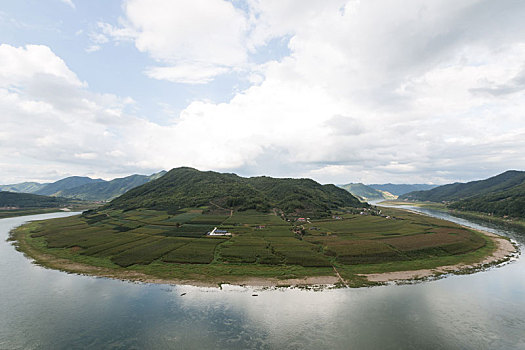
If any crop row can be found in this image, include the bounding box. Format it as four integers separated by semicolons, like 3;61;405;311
111;238;190;267
163;238;225;264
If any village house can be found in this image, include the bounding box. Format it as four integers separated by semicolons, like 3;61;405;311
207;227;231;236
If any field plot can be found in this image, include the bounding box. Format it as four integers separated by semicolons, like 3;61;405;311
266;237;332;267
306;215;429;238
224;211;287;225
158;224;212;238
381;227;486;257
18;207;495;286
164;211;202;224
325;240;402;264
111;238;189;267
163;238;225;264
219;236;273;263
91;236;162;257
80;235;150;256
188;215;229;225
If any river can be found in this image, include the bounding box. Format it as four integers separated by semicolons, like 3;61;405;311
0;210;524;349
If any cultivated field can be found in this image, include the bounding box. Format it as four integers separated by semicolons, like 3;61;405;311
12;207;498;286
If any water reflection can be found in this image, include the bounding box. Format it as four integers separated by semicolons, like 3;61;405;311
1;212;524;349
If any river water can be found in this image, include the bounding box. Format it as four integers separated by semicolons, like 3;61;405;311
0;210;524;349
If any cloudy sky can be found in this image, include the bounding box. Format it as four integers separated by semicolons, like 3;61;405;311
1;0;525;185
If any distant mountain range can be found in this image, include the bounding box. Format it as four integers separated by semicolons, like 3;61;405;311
400;170;525;218
338;183;436;201
107;167;362;216
34;176;106;196
368;183;437;196
338;183;396;201
0;182;48;193
0;171;166;202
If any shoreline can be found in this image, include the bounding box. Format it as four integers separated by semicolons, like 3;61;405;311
8;213;519;290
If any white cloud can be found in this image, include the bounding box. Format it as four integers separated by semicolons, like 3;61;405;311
60;0;75;9
85;45;101;53
88;32;109;45
138;0;525;184
4;1;525;185
0;44;83;87
0;44;146;183
145;64;229;84
101;0;249;83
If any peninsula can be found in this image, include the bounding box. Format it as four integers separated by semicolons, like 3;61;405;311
10;167;516;287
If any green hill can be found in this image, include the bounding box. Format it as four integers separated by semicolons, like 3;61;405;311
449;182;525;217
400;171;525;202
399;170;525;218
339;183;394;201
107;167;362;216
0;191;73;208
34;176;105;196
56;171;166;201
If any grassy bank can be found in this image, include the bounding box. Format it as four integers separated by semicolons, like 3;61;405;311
9;207;507;287
449;210;525;230
0;202;100;219
0;208;62;219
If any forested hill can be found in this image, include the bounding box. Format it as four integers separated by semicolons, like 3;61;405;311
448;182;525;217
34;176;105;196
107;167;362;216
400;170;525;202
0;191;72;208
0;172;166;202
55;172;166;201
399;170;525;218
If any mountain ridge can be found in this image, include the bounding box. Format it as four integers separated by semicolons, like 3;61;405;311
339;183;396;201
0;171;166;202
56;171;167;201
107;167;363;216
369;183;437;196
400;170;525;202
400;170;525;218
0;182;48;193
34;176;105;196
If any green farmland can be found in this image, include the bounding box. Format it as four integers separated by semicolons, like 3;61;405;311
11;207;499;287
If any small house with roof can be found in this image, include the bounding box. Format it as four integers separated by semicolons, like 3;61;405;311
208;227;231;236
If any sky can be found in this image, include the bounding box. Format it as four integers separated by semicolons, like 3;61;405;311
1;0;525;185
